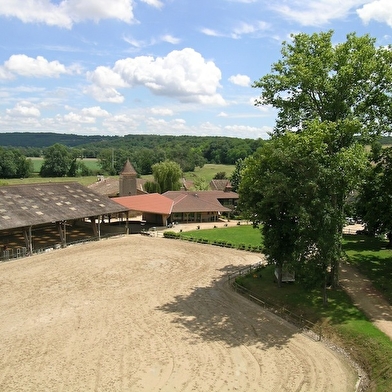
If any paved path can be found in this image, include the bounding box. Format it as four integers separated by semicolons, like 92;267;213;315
340;262;392;340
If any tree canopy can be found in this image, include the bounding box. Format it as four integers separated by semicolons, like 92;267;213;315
253;30;392;141
40;144;72;177
241;30;386;299
151;160;182;193
0;147;33;179
239;121;367;300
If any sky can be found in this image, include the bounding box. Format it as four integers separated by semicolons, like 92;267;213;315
0;1;391;140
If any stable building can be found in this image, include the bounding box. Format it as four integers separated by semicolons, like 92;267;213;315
0;182;128;259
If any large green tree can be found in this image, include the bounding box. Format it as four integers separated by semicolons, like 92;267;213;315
253;30;392;141
0;148;32;178
240;121;367;301
246;30;391;294
97;148;130;175
40;144;72;177
152;160;182;193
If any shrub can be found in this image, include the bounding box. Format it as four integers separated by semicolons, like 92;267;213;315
163;231;180;239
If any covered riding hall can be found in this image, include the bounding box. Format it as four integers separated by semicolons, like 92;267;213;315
0;182;128;261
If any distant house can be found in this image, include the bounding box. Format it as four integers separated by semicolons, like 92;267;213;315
163;190;236;223
92;160;239;225
209;179;233;192
112;190;238;226
113;193;173;226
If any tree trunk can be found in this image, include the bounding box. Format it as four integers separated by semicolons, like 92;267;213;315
322;273;328;306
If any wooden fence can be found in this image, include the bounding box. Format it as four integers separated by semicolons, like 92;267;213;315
227;263;322;342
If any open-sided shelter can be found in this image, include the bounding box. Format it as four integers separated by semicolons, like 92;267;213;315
0;182;128;257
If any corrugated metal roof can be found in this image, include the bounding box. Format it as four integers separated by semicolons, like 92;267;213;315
0;182;128;231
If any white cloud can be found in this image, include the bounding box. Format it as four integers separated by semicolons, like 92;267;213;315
87;48;225;105
231;21;270;38
271;1;367;26
224;124;272;139
87;66;128;88
6;102;41;117
123;33;180;50
160;34;181;44
2;55;70;78
0;0;136;29
80;106;110;117
139;0;164;9
218;112;228;117
63;112;96;123
200;28;222;37
357;0;392;27
201;20;269;39
83;85;125;103
150;107;174;116
229;74;251;87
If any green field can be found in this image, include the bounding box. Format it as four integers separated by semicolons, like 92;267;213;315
1;162;235;187
29;157;100;174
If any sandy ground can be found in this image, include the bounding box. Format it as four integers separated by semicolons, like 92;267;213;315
0;235;358;392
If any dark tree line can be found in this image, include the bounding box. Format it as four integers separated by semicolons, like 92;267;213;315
0;133;265;177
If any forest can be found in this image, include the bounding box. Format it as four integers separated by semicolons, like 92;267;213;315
0;132;264;178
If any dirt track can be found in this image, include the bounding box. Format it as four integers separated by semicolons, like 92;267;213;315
0;236;358;391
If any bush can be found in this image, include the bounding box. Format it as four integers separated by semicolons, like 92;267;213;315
163;231;180;239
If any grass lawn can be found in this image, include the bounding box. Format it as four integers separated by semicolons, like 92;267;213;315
180;224;263;249
181;225;392;391
28;157;100;174
184;164;235;183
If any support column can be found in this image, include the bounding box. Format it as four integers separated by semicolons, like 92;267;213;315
23;226;33;255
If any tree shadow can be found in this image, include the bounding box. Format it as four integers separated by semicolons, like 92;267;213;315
156;264;303;350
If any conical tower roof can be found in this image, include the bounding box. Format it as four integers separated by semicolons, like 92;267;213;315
121;159;137;175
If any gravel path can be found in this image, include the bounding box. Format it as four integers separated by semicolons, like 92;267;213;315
340;261;392;341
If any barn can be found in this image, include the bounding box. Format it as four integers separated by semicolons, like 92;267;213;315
0;182;128;261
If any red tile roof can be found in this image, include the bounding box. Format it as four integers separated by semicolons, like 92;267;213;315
112;193;173;215
163;191;234;213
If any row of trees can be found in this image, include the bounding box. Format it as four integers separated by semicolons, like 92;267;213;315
238;30;392;304
0;134;264;169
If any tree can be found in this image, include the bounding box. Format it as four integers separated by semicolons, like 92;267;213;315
239;121;367;302
151;160;182;193
213;172;226;180
0;148;32;178
40;144;72;177
97;148;130;175
248;30;392;294
253;31;392;141
230;158;245;192
192;176;209;191
356;146;392;246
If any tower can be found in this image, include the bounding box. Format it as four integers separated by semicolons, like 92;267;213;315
119;159;137;196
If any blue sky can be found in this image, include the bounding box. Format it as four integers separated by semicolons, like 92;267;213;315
0;0;391;139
